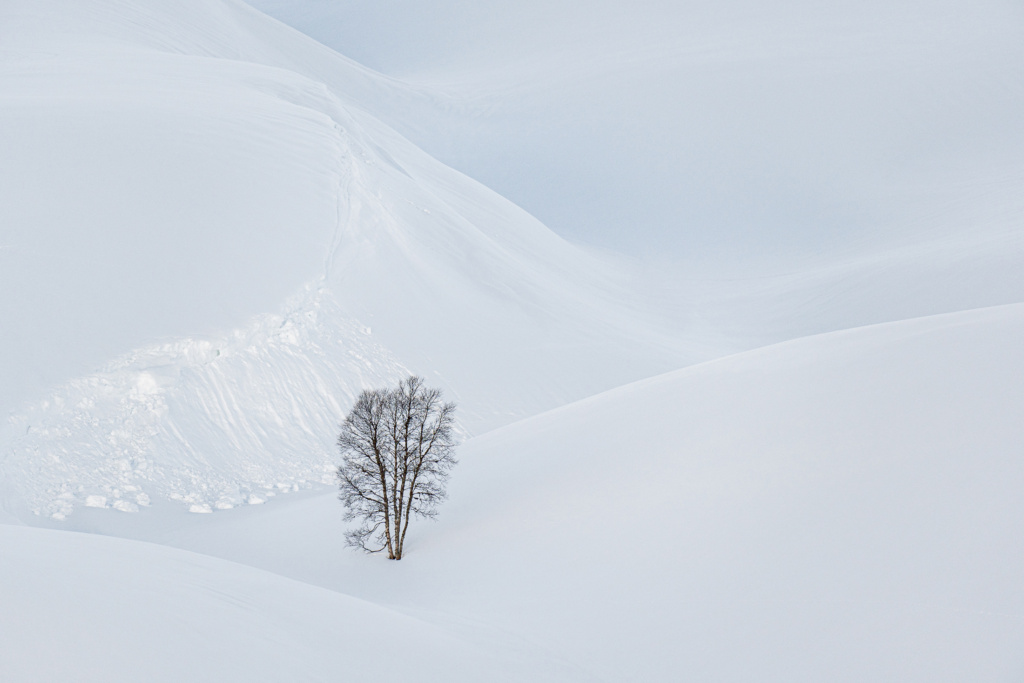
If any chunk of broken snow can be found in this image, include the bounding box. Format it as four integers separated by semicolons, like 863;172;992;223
188;503;213;514
84;495;107;508
133;372;161;396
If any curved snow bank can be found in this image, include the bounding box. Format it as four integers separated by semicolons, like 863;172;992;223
166;304;1024;682
0;525;582;683
434;302;1024;681
0;0;691;518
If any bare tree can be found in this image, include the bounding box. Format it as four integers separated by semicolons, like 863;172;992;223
336;376;457;560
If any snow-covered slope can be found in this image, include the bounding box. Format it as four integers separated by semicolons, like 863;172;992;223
0;0;690;519
3;2;1022;679
251;0;1024;342
127;303;1024;682
0;525;585;682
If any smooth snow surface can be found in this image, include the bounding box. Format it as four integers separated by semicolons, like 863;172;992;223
27;303;1024;682
2;0;1023;680
251;0;1024;338
1;0;690;519
0;525;584;682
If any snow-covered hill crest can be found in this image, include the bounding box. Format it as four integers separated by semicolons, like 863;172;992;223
0;0;691;519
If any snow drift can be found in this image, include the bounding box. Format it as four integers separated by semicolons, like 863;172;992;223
252;0;1024;346
142;303;1024;682
0;525;586;682
0;0;689;520
1;1;1022;680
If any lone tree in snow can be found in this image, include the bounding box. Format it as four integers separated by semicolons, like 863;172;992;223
336;376;457;560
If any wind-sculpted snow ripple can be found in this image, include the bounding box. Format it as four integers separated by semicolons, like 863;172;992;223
1;287;408;520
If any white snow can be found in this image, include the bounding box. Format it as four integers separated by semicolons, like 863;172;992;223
13;303;1022;681
0;525;585;682
251;0;1024;342
1;0;1022;680
0;0;692;519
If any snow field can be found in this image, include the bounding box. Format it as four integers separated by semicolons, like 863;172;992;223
1;0;1022;680
2;290;407;520
1;0;691;519
0;525;586;683
109;303;1024;682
